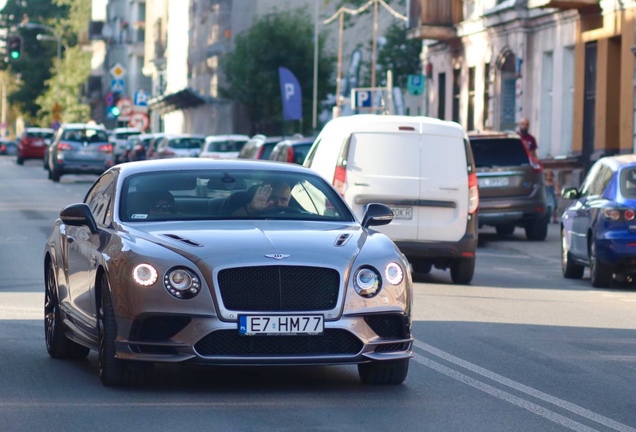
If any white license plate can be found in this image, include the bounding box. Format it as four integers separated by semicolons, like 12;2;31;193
239;315;324;336
390;207;413;220
478;177;510;188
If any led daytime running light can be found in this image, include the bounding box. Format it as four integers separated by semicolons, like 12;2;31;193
132;264;158;287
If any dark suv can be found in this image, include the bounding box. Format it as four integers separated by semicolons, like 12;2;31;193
468;131;549;241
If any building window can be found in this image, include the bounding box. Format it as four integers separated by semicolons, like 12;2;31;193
467;67;475;131
438;72;446;120
452;68;461;123
483;63;491;129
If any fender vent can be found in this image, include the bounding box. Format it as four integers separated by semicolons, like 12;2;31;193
334;233;351;247
161;233;202;247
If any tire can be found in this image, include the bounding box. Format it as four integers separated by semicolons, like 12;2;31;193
496;224;515;236
50;167;61;182
16;156;23;165
561;229;584;279
589;241;612;288
411;259;432;274
98;275;146;387
358;359;409;385
450;257;475;285
44;262;90;359
525;217;548;241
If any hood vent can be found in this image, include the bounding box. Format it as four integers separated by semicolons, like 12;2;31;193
161;233;202;247
334;233;352;247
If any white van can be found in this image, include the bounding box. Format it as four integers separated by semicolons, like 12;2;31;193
305;114;478;284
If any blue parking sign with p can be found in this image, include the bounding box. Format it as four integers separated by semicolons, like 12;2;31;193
355;90;372;108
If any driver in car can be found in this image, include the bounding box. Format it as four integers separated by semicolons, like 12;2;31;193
230;181;292;216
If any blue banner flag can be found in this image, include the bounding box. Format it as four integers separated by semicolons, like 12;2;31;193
278;67;302;121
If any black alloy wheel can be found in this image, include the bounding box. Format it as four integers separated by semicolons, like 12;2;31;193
589;240;613;288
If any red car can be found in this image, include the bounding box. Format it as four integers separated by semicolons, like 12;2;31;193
17;127;55;165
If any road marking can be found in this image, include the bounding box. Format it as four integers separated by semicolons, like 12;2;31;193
414;339;636;432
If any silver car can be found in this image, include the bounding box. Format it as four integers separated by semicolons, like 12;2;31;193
153;134;205;159
46;123;114;182
44;159;413;386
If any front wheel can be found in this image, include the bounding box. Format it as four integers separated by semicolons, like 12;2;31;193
561;229;584;279
98;276;146;386
450;257;475;285
525;217;548;241
44;262;90;359
358;359;409;385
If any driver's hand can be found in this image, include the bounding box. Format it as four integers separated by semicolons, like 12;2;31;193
249;184;274;212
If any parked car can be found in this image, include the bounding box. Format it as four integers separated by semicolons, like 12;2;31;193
109;127;142;163
199;134;250;159
16;127;55;165
269;137;314;165
238;134;283;160
0;139;17;155
561;155;636;288
305;114;478;284
46;123;113;182
468;131;549;241
145;133;166;160
153;134;205;159
43;158;413;386
124;133;159;162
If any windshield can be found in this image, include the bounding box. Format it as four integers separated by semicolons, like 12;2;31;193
61;129;109;143
115;131;141;140
170;138;205;150
26;131;54;139
206;140;248;152
120;169;353;223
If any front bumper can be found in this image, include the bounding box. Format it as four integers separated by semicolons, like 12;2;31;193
114;313;413;366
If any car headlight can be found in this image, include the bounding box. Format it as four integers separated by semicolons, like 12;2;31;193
132;264;158;287
385;262;404;285
353;266;381;298
164;267;201;299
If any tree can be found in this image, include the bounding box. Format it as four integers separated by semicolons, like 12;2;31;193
220;9;335;135
375;21;422;89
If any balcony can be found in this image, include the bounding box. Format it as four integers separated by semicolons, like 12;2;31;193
407;0;462;41
527;0;599;10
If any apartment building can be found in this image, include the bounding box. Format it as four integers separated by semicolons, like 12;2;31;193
409;0;636;173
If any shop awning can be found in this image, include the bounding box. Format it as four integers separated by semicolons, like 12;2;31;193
148;88;211;114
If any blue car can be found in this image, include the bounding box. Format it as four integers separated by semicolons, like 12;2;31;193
561;155;636;287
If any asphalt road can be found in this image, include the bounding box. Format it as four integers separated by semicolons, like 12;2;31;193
1;156;635;432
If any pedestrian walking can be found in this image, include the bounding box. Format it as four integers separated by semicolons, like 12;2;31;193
544;169;560;224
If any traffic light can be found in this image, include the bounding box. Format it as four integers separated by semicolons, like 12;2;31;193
107;93;121;118
6;34;22;61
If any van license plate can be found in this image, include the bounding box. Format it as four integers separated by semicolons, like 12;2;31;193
478;177;509;188
239;315;323;336
390;207;413;219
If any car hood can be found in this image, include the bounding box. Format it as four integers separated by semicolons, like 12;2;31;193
125;220;365;266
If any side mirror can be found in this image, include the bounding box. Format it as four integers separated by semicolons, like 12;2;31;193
361;203;394;228
561;187;580;200
60;203;99;234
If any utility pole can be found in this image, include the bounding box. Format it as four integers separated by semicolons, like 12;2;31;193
312;0;319;132
371;0;379;90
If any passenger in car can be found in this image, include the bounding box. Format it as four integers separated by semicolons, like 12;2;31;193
146;191;176;218
221;181;292;216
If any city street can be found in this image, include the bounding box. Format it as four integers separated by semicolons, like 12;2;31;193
1;156;636;432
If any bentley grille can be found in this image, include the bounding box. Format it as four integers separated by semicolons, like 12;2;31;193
217;265;340;311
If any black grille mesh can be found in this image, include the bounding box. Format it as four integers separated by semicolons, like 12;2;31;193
364;314;408;339
194;329;362;356
217;266;340;311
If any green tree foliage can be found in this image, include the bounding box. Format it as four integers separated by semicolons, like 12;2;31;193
3;0;70;122
220;9;335;135
35;0;92;125
375;21;421;89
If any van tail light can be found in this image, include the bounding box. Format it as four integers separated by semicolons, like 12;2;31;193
333;165;346;197
98;143;113;153
57;142;72;151
468;172;479;214
603;208;636;221
287;148;295;163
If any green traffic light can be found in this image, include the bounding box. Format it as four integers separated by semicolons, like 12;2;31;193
111;106;120;116
10;51;19;59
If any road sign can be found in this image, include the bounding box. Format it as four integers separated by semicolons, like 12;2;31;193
133;90;149;113
407;74;425;96
110;63;126;78
111;79;125;93
116;97;133;118
353;90;372;108
105;91;114;105
128;112;149;131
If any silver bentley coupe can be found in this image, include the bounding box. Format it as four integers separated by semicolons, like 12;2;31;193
44;158;413;386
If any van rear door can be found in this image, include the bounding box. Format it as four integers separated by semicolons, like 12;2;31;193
345;127;468;243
